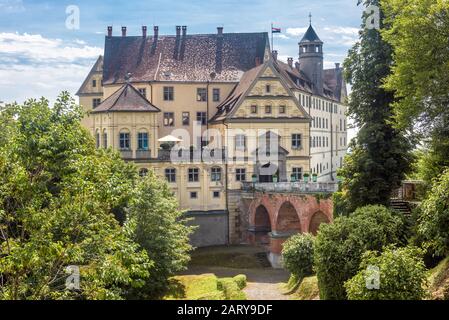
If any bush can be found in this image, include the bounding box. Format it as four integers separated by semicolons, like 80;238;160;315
314;205;404;300
282;233;315;281
233;275;247;290
217;278;247;300
344;246;427;300
418;169;449;256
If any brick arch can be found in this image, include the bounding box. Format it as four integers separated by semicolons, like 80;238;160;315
274;201;301;233
308;211;331;236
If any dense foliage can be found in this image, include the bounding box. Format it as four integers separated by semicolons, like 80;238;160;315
345;246;427;300
0;94;191;299
417;169;449;257
314;205;404;300
382;0;449;183
281;233;314;281
339;0;412;213
126;172;193;299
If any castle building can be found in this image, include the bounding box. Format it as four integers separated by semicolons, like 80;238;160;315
77;24;347;251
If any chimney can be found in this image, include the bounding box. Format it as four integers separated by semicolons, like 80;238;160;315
182;26;187;37
107;26;113;37
176;26;181;37
154;26;159;38
335;62;341;70
217;27;224;35
121;26;127;37
295;62;300;72
287;57;294;68
272;50;278;61
142;26;147;37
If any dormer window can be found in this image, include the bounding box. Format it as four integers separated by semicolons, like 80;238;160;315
266;84;271;93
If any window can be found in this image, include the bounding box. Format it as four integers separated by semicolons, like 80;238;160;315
139;168;149;177
163;86;174;101
235;134;246;150
196;112;207;126
165;168;176;183
92;79;97;87
266;84;271;93
182;112;190;126
190;192;198;199
103;132;107;149
119;132;130;150
236;168;246;182
265;105;272;114
213;88;220;102
197;88;207;102
292;167;302;181
188;168;199;182
292;134;302;149
138;132;149;150
138;88;146;97
213;191;220;198
93;98;101;108
164;112;175;126
95;132;100;148
251;105;258;114
211;167;222;182
279;105;286;114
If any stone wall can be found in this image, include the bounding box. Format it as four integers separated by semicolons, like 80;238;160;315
186;211;228;247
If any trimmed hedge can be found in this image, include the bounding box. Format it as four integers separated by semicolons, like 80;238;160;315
233;275;247;290
217;278;247;300
282;233;314;281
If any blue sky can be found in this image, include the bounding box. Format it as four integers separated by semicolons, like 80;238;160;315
0;0;364;105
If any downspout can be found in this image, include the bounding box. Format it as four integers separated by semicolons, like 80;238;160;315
224;120;230;245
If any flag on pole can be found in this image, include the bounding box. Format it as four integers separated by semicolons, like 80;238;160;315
271;27;282;33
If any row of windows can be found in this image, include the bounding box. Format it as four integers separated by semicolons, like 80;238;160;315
164;112;207;127
250;105;286;115
160;167;304;183
162;87;221;102
96;132;152;150
234;134;302;150
311;136;329;148
300;94;341;114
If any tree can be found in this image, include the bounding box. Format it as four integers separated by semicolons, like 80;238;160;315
345;246;427;300
281;233;314;283
125;171;194;299
0;94;152;299
417;169;449;257
382;0;449;182
314;205;404;300
339;0;412;213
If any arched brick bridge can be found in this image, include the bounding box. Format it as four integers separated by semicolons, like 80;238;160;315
242;192;333;265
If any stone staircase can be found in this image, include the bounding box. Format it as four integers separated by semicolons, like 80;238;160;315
390;199;412;215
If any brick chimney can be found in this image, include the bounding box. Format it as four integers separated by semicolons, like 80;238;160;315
154;26;159;38
272;50;278;61
121;26;127;37
335;62;341;70
288;57;294;68
217;27;224;35
182;26;187;37
176;26;181;37
142;26;147;37
107;26;113;37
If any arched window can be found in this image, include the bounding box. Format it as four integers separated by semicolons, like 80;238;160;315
139;168;149;177
95;131;100;148
119;130;130;150
102;130;107;149
137;131;149;150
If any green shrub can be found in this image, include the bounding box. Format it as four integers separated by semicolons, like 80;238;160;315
345;246;427;300
217;278;247;300
282;233;315;281
233;275;247;290
314;205;404;300
418;169;449;256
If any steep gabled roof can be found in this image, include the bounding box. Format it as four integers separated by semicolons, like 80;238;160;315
91;83;160;113
76;56;103;96
210;59;312;123
300;25;321;42
103;32;269;84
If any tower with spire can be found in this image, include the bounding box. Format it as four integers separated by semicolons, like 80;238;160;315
298;14;324;94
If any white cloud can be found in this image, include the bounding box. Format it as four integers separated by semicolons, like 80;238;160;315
0;0;24;13
274;34;290;40
286;27;308;37
0;32;102;104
